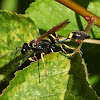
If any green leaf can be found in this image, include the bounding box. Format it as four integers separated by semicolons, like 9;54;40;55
0;52;70;99
0;52;99;100
0;10;39;82
81;42;100;96
65;52;99;100
25;0;100;39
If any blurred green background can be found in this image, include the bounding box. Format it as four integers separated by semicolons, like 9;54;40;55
0;0;34;14
0;0;100;97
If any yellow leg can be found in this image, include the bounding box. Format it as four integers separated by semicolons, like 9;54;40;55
61;43;74;50
28;55;38;61
41;53;47;78
59;44;68;54
51;48;54;52
59;42;75;54
29;55;41;83
34;55;38;61
28;57;35;61
50;34;57;40
50;32;75;54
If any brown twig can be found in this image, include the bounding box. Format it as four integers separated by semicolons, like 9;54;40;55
84;16;95;33
55;0;100;27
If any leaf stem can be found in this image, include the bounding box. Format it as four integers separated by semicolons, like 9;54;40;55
55;0;100;27
84;16;95;33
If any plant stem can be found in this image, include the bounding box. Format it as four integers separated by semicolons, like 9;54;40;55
76;17;95;51
55;0;100;27
84;17;95;33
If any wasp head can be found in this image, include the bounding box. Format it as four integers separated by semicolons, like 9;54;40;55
21;43;30;54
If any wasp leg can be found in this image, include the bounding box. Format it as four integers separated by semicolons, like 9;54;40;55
41;52;47;78
28;57;35;61
59;44;68;54
28;53;39;61
50;33;67;53
29;56;41;83
51;48;54;52
50;32;59;42
61;43;74;50
34;56;41;83
37;60;41;83
50;32;75;54
34;55;38;61
73;47;83;54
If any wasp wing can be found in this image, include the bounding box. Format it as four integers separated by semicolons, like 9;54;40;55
36;19;70;44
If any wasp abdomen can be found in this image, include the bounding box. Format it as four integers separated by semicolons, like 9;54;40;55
72;31;90;40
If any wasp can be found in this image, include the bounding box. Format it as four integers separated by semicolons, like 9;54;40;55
14;19;91;78
21;19;70;54
21;19;70;56
14;19;70;77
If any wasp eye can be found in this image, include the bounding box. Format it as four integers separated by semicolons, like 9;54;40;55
21;48;26;54
21;43;29;54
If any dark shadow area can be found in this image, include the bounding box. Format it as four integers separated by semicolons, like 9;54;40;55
73;0;90;8
0;0;2;9
90;28;96;39
17;0;35;14
38;28;46;36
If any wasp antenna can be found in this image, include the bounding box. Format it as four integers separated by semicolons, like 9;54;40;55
13;49;19;69
16;47;21;50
